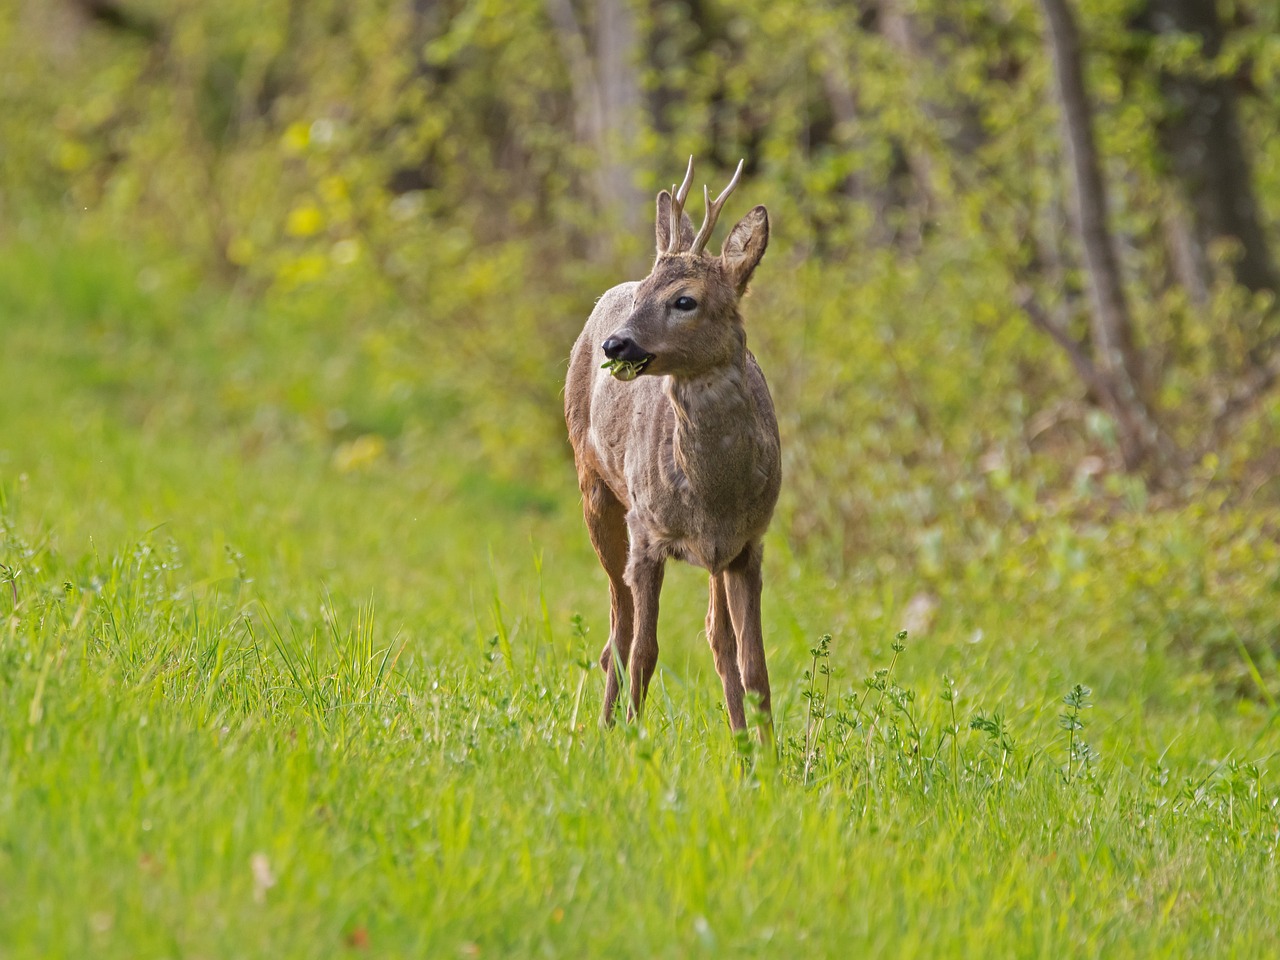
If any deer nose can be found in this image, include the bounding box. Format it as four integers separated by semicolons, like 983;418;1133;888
602;337;646;361
602;337;631;360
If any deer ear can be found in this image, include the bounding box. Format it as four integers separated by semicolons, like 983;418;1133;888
656;190;694;254
721;205;769;295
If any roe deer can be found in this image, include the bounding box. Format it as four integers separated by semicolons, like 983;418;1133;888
564;157;780;740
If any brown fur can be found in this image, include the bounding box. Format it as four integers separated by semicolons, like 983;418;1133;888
564;164;779;740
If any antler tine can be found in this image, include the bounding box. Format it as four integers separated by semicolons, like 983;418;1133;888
667;156;696;253
690;159;745;255
675;155;695;205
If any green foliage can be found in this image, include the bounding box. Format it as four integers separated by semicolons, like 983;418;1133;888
2;2;1280;954
0;215;1278;957
0;0;1275;693
4;485;1280;956
4;0;1280;512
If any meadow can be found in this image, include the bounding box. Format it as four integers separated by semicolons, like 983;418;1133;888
3;219;1280;959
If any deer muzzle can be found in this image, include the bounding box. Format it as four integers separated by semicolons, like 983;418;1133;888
600;336;655;380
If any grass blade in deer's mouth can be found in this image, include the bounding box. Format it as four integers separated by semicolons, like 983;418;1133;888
600;355;653;381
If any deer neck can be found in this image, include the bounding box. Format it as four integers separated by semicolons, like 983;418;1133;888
662;342;760;496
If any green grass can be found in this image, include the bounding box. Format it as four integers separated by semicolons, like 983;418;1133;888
2;232;1280;958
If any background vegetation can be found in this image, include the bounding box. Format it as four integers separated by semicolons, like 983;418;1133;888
2;0;1279;955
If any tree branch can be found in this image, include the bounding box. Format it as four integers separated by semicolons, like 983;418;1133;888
1016;288;1107;400
1205;353;1280;450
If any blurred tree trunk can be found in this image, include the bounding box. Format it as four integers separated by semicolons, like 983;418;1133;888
597;0;642;221
817;29;897;242
810;0;947;249
1135;0;1278;314
545;0;643;238
879;5;989;155
873;0;957;211
256;0;304;118
1038;0;1178;481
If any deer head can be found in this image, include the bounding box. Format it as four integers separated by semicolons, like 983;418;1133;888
601;157;769;380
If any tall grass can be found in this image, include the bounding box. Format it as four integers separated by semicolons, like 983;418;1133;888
2;230;1279;957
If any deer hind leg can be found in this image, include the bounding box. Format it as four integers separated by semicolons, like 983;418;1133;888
581;476;634;726
707;572;746;732
724;540;773;745
624;539;665;722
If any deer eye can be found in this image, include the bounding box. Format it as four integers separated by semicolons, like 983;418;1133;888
674;296;697;311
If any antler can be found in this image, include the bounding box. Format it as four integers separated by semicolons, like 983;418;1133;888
666;156;696;254
690;159;745;255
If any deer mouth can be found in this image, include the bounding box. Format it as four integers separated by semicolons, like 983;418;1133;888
601;354;655;381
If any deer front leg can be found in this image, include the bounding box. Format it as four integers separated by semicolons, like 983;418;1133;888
581;477;634;727
599;579;635;727
725;541;773;745
624;545;665;722
707;573;746;731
